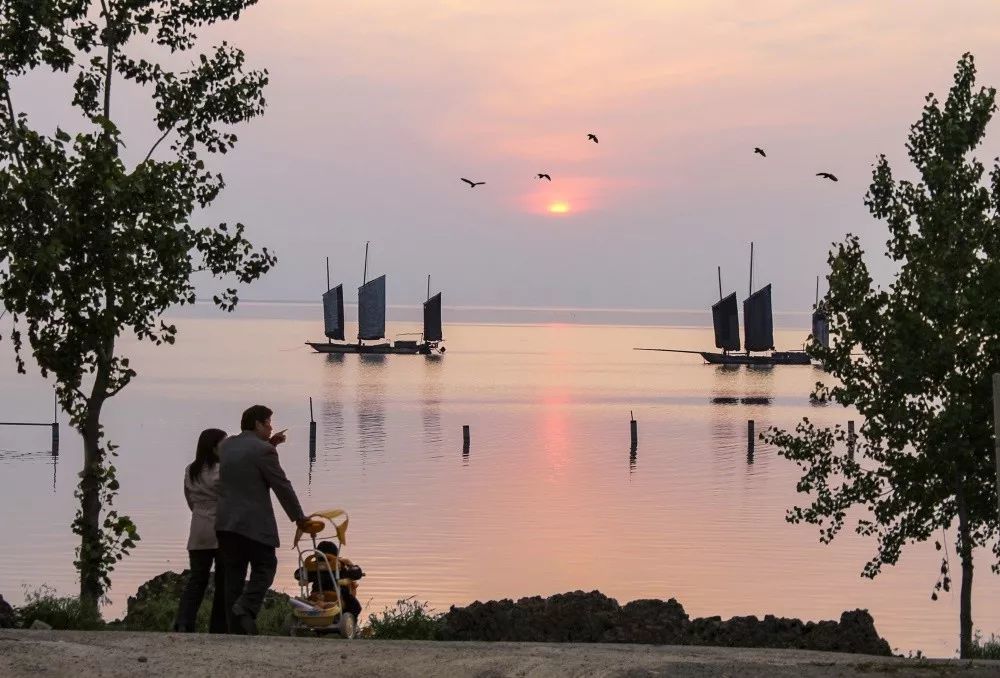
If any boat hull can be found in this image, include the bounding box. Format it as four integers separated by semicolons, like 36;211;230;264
306;341;435;355
699;351;811;366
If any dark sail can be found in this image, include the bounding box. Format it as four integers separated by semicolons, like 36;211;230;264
743;284;774;352
812;308;830;349
358;275;386;340
423;292;442;342
322;284;345;341
711;292;740;351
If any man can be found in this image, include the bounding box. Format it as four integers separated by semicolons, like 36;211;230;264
216;404;309;634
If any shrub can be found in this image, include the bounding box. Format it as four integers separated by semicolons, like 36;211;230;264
364;597;444;640
968;630;1000;660
256;594;294;636
16;585;104;630
117;571;293;634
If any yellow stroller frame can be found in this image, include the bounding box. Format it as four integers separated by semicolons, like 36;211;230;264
289;509;357;638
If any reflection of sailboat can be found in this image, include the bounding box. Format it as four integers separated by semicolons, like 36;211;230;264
636;242;810;365
306;244;445;355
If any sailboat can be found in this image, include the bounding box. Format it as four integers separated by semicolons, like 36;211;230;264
811;275;830;351
305;244;445;355
635;242;811;365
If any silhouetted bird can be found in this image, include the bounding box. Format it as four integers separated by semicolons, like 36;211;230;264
587;133;598;144
816;172;838;182
537;173;551;181
460;178;485;188
754;147;766;157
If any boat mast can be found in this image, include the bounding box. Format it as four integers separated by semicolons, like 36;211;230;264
748;241;754;356
362;241;369;287
815;275;820;308
326;256;331;344
427;274;431;301
718;265;726;354
358;241;370;344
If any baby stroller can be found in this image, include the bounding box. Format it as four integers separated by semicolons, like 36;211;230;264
288;509;363;638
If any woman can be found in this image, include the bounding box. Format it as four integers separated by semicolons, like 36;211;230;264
174;428;228;633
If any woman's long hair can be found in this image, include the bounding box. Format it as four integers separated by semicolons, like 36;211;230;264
189;428;227;483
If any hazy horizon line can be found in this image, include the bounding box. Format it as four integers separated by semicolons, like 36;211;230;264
199;298;818;317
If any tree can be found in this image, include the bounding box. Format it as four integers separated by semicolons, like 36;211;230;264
764;53;1000;658
0;1;276;613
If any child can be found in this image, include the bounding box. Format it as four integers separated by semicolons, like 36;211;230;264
294;540;363;616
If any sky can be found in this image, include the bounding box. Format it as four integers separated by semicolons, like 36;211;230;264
12;0;1000;312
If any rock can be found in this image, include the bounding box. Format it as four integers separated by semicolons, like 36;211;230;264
610;598;689;645
117;570;293;632
29;619;52;630
137;656;148;663
830;609;892;656
0;594;15;629
441;591;620;643
440;591;891;656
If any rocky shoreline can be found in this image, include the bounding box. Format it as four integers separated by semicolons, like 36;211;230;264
3;573;893;657
440;590;892;656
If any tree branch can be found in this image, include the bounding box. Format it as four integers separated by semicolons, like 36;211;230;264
141;123;175;164
2;82;24;171
101;0;114;125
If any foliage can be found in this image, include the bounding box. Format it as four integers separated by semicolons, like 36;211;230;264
115;569;292;635
15;585;104;630
0;1;275;608
763;53;1000;658
968;630;1000;660
364;597;444;640
256;595;294;636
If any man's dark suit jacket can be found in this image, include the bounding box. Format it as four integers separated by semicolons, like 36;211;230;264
216;430;305;548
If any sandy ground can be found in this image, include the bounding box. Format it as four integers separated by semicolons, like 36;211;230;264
2;630;999;677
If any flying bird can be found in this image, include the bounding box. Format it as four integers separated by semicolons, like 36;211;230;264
460;178;485;188
754;147;766;157
587;133;598;144
816;172;838;182
537;173;551;181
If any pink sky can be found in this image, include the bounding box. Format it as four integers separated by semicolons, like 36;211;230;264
15;0;1000;311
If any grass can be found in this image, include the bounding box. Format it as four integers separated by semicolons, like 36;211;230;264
15;585;104;631
968;630;1000;660
13;579;292;636
364;597;444;640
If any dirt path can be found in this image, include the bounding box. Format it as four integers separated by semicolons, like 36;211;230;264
1;630;997;677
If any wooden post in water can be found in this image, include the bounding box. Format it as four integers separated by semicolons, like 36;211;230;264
630;411;638;451
993;374;1000;526
847;420;856;459
51;390;59;456
308;397;317;460
747;419;755;462
462;425;471;454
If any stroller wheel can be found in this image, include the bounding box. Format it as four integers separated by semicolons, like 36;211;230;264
338;612;357;639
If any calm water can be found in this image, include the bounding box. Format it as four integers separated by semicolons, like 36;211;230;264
0;307;997;656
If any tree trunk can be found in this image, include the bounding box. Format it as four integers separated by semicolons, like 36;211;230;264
77;357;110;614
78;403;104;612
956;484;974;659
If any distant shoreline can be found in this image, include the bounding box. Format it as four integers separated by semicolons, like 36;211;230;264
167;300;815;330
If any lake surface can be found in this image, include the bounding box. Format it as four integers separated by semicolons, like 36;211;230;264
0;305;997;656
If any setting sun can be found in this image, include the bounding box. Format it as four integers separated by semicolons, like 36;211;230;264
548;201;570;214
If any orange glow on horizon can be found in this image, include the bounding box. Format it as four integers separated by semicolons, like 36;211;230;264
548;201;570;214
